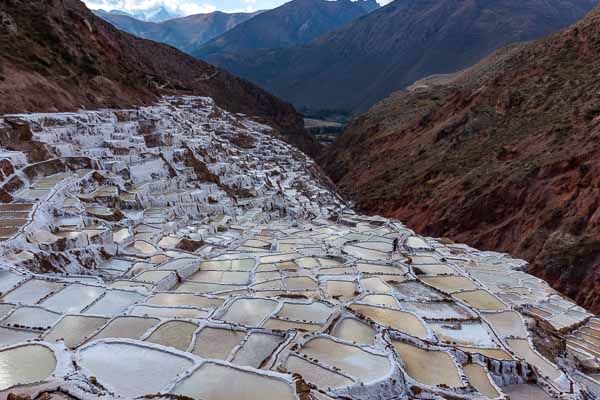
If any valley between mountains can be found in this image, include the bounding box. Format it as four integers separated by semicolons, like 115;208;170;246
1;0;600;399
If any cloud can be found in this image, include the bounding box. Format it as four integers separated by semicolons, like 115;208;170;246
83;0;217;15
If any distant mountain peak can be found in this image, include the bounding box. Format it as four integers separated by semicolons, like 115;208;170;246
92;5;183;22
195;0;379;56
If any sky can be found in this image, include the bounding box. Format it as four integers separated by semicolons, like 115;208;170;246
83;0;390;15
84;0;307;14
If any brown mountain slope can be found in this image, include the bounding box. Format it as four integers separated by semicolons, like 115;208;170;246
321;5;600;312
0;0;318;156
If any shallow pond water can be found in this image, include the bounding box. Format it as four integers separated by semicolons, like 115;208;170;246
3;279;64;305
231;332;284;368
78;341;193;397
506;339;561;381
350;304;428;339
420;276;478;294
84;290;145;316
276;302;332;324
286;354;353;388
299;337;391;383
0;344;56;391
2;306;62;330
0;327;39;347
41;284;104;314
392;341;462;387
331;318;376;345
192;327;246;360
503;384;553;400
220;298;278;327
44;315;108;348
171;362;296;400
483;311;528;339
324;280;358;302
429;322;498;347
147;293;224;309
145;320;198;351
87;316;159;342
453;290;507;311
464;363;499;399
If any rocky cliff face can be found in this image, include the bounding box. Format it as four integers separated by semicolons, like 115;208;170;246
321;5;600;313
0;0;319;156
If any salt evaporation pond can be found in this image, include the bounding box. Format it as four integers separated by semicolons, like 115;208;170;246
171;362;296;400
0;344;56;391
77;341;193;397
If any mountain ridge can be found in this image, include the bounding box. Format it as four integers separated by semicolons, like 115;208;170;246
195;0;379;56
200;0;598;118
95;9;261;54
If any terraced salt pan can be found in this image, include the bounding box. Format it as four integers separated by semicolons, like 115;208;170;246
77;341;193;397
41;284;104;313
0;327;39;347
176;281;243;294
453;289;507;311
391;280;444;300
2;279;64;305
1;306;62;330
324;280;358;301
507;339;562;381
398;300;475;320
44;315;108;348
503;384;553;400
219;298;278;327
286;355;354;388
0;271;26;294
284;276;318;290
483;311;528;338
130;304;208;319
0;344;57;391
343;245;388;261
84;289;145;315
299;337;391;383
392;341;462;388
147;293;224;309
87;316;159;342
189;270;251;285
464;363;500;398
420;276;479;294
145;320;198;351
356;263;406;275
457;345;514;361
429;322;498;347
360;277;392;293
192;327;246;359
331;318;376;345
231;332;284;368
276;302;332;323
201;258;255;271
263;318;322;332
171;362;296;400
349;304;428;339
360;294;400;309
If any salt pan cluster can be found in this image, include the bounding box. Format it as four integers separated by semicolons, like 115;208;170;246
0;97;598;399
